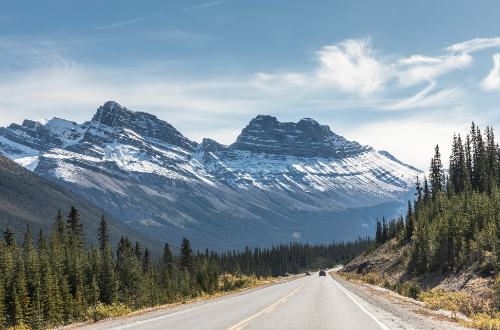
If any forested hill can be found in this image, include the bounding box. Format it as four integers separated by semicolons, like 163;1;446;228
0;206;372;329
0;156;143;247
344;122;499;312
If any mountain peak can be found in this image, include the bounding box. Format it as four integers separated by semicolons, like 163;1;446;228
91;101;134;126
231;115;368;158
87;101;197;151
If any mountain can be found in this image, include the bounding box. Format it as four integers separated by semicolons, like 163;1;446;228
0;101;421;251
0;155;144;246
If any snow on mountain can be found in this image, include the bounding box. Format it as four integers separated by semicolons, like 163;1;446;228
0;101;421;251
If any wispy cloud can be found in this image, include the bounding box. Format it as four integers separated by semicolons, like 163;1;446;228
253;37;500;103
0;35;499;167
397;53;472;87
97;16;155;30
481;53;500;91
182;1;224;11
96;1;225;30
386;82;463;110
446;37;500;53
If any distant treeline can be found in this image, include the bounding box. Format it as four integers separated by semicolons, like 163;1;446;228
376;122;499;275
0;207;371;329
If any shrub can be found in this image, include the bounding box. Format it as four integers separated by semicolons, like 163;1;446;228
470;312;500;330
85;302;132;322
395;280;421;299
418;289;491;317
361;272;384;286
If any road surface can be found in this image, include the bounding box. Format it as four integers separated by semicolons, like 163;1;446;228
82;272;469;330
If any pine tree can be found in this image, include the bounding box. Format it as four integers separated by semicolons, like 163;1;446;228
405;201;414;242
375;219;382;244
0;241;6;327
142;248;151;273
97;219;116;305
180;238;193;274
3;228;15;247
55;209;65;241
430;144;444;196
67;206;84;248
98;215;109;252
23;225;42;328
381;217;388;243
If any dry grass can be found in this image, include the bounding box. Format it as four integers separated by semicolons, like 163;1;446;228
419;289;500;329
220;274;275;292
85;302;133;321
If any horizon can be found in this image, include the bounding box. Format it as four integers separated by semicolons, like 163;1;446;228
1;0;500;169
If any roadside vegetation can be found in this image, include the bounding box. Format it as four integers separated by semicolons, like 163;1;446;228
342;123;500;329
0;207;371;329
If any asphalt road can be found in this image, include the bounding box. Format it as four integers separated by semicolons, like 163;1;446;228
84;272;407;330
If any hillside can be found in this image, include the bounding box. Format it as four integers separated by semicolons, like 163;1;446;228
340;122;499;327
342;239;496;303
0;155;144;246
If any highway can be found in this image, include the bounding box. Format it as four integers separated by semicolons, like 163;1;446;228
83;272;469;330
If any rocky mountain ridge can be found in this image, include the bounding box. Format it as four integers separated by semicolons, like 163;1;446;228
0;101;421;251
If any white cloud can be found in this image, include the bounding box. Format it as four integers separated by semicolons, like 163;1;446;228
315;39;389;96
346;111;474;170
446;37;500;53
1;36;499;169
397;53;472;87
387;82;463;110
481;53;500;91
255;38;476;98
0;60;262;135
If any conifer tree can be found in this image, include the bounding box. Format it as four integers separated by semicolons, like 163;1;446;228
0;242;5;327
381;217;388;243
55;209;65;240
375;219;382;244
180;238;193;274
430;144;444;196
3;228;15;247
98;215;109;252
405;201;414;242
97;218;116;305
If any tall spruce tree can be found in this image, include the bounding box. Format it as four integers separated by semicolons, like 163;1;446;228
429;144;444;196
98;216;109;252
180;238;193;274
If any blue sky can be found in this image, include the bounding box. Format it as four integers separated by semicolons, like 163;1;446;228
1;0;500;169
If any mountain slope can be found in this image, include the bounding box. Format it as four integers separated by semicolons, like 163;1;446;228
0;155;144;246
0;101;421;251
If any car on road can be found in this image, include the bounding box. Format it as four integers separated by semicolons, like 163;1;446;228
319;270;326;276
305;271;311;276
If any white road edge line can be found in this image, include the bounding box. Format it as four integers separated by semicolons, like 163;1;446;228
329;276;390;330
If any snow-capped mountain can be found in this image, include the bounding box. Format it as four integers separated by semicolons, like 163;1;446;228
0;101;421;251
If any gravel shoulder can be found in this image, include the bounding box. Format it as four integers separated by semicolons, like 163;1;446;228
331;272;472;330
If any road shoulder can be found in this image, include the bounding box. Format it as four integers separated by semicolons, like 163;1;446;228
330;272;472;330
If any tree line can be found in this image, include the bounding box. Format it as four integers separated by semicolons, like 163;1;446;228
0;207;371;329
376;122;499;275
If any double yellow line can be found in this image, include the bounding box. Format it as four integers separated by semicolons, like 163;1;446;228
226;284;304;330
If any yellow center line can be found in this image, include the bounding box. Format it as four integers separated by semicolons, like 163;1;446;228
226;284;304;330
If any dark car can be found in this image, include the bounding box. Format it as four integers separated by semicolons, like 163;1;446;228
319;270;326;276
